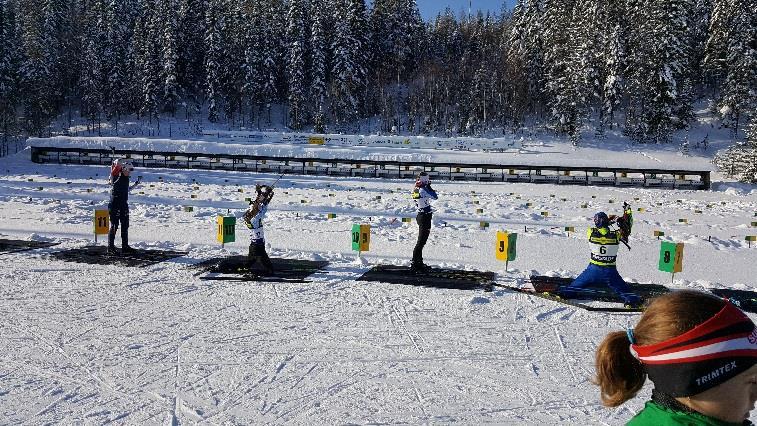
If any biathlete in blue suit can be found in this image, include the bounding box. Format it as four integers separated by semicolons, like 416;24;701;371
557;210;641;306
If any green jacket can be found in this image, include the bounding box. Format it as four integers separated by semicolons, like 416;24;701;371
628;401;744;426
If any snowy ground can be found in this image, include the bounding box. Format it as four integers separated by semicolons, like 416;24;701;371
1;133;756;424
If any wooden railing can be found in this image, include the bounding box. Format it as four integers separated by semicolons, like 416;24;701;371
30;146;711;190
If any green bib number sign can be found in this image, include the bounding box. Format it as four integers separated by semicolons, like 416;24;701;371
659;241;684;273
351;224;370;252
216;216;236;244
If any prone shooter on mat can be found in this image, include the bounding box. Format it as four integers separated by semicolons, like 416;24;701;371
557;202;641;307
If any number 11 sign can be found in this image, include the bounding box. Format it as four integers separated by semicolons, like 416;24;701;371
94;209;109;243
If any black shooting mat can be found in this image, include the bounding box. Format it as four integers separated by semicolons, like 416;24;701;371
358;264;495;291
0;238;59;254
47;245;188;268
530;275;670;303
709;288;757;314
193;255;329;281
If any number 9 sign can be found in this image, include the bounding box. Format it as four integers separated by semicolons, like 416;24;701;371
495;231;517;262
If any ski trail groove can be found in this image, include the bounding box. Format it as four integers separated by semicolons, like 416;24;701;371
392;303;425;354
8;320;132;399
553;325;577;382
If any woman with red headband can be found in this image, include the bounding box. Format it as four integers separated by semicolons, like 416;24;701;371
596;290;757;425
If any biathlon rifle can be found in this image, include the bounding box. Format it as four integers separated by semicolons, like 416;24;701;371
610;201;633;250
248;173;284;205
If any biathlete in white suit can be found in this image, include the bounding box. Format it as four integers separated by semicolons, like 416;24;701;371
411;172;438;273
242;184;275;275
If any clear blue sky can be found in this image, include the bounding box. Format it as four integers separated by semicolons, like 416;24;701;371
416;0;515;20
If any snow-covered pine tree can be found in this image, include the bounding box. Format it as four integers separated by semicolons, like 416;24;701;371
575;0;610;139
713;115;756;182
242;0;263;125
161;0;180;116
309;0;328;133
139;0;161;123
204;0;223;122
686;0;712;89
347;0;369;118
523;0;545;118
717;0;756;137
79;0;106;132
286;0;308;130
0;0;22;148
54;0;83;126
601;20;623;131
330;0;358;127
220;0;244;123
18;0;55;134
104;0;133;121
41;0;66;111
176;0;205;110
506;0;530;127
260;0;285;125
625;0;695;143
542;0;581;139
703;0;729;80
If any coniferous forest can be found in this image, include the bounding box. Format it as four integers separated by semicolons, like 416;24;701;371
0;0;754;146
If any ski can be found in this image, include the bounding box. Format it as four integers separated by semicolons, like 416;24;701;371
492;283;644;312
200;275;312;283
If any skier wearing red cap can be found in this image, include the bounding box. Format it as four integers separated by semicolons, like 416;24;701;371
107;159;141;255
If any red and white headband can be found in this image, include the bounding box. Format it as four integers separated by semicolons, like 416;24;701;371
629;301;757;396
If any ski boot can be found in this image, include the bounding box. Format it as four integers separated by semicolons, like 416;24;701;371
410;262;431;274
106;245;118;255
122;245;137;255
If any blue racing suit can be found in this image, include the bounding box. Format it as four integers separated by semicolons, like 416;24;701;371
558;227;640;305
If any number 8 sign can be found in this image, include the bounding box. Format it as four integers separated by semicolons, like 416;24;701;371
659;241;684;273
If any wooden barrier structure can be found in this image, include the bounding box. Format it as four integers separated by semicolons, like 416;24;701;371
30;146;711;190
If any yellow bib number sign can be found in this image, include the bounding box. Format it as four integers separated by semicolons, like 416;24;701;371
94;209;109;235
216;216;236;244
496;231;517;262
